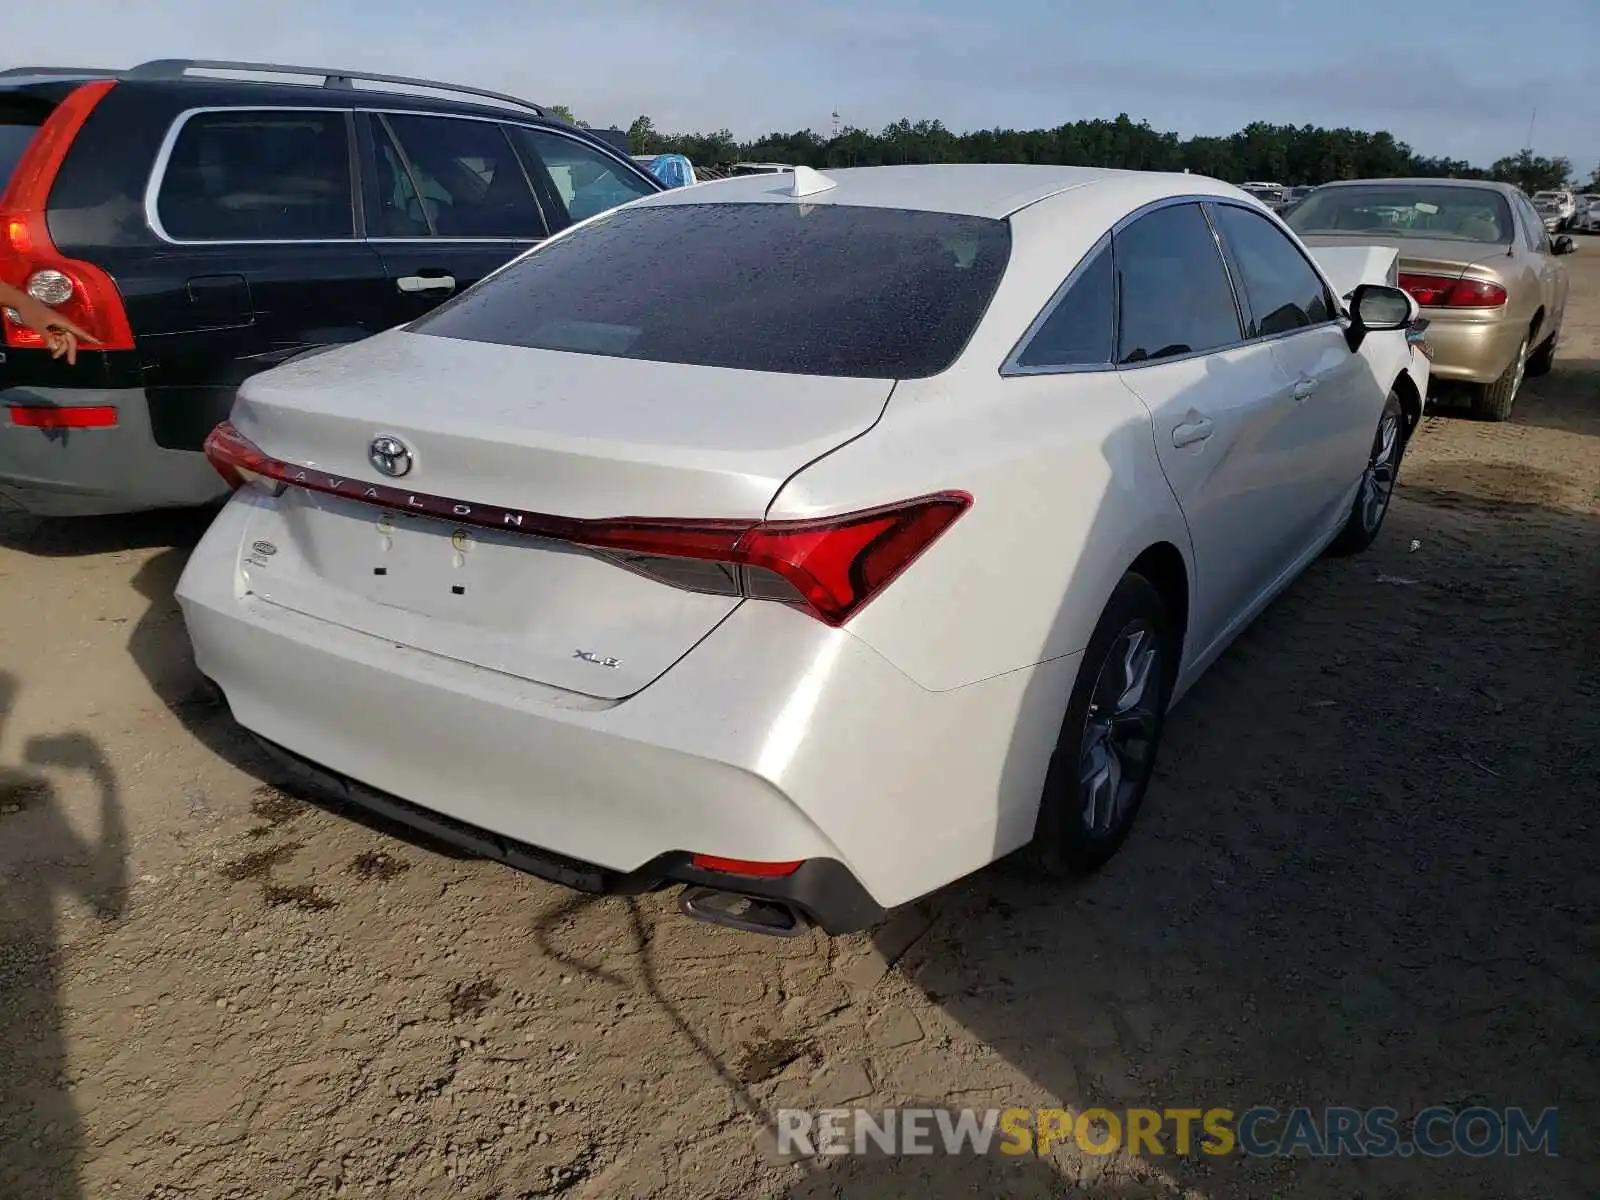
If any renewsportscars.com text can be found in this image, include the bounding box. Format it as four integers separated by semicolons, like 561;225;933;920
775;1105;1558;1159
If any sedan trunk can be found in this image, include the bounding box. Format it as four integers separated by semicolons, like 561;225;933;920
1297;233;1510;283
227;328;894;699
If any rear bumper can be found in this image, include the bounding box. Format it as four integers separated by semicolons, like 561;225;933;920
1417;315;1529;385
250;731;887;933
177;494;1075;924
0;387;230;517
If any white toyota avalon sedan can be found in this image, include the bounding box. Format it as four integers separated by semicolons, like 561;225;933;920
178;163;1427;937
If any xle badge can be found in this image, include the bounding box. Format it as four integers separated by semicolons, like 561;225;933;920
574;650;621;669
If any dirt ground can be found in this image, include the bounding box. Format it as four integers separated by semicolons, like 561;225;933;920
2;254;1597;1200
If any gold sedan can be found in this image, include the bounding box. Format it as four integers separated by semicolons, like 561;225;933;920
1287;178;1573;420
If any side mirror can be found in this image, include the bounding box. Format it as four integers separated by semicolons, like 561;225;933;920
1344;283;1414;351
1551;235;1576;256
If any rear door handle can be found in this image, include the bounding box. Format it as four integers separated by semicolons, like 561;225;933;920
397;274;456;294
1292;377;1318;401
1171;416;1214;448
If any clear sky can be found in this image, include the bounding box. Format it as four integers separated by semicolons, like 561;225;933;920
13;0;1597;179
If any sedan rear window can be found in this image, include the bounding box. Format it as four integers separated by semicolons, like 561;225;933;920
1286;185;1514;244
410;202;1012;378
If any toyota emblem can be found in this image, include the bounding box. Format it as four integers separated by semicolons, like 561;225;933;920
369;435;413;478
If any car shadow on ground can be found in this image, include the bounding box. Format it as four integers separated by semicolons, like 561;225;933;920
0;504;216;558
1425;356;1600;438
0;671;128;1200
123;544;482;868
859;391;1598;1196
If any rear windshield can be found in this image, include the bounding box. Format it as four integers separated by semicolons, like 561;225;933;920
1286;185;1514;244
410;202;1012;378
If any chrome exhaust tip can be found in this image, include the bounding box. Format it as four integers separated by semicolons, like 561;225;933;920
679;885;811;937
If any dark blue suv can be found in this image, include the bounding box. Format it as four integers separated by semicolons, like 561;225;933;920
0;59;663;516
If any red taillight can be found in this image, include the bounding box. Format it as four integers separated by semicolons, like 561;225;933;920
203;420;286;495
0;79;134;353
1398;272;1508;309
7;403;117;429
203;420;971;626
689;855;804;878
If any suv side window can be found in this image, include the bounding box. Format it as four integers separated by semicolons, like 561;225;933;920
156;110;354;241
1209;203;1335;338
507;127;656;228
1113;202;1243;364
1013;237;1115;370
377;113;545;238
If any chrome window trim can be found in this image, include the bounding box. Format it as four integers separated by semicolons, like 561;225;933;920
365;107;657;191
999;231;1115;377
1003;193;1356;378
366;110;554;241
1202;198;1344;339
1108;196;1249;373
372;111;437;238
366;237;538;245
145;104;656;247
1199;201;1252;340
145;105;362;245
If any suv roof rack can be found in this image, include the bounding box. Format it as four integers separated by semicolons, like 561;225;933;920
0;66;122;80
121;58;546;118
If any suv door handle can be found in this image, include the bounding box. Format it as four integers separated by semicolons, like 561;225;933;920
1171;416;1214;448
1292;377;1318;401
397;274;456;294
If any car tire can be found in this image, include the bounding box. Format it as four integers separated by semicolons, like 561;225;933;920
1525;331;1557;378
1327;390;1406;557
1022;571;1177;879
1472;335;1527;422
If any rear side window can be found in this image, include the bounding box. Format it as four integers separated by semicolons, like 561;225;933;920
0;93;50;193
156;110;355;241
374;114;545;239
506;128;656;228
1114;202;1243;364
1209;203;1334;337
1013;238;1115;369
412;202;1012;379
0;122;40;193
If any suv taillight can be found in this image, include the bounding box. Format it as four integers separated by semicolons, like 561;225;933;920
0;80;135;352
1397;272;1508;309
204;421;971;627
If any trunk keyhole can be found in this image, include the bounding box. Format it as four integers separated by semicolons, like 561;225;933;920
451;584;466;596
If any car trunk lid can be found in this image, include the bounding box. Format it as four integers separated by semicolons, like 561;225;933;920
228;327;893;699
1297;233;1507;281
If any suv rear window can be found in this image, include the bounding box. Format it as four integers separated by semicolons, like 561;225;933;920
0;97;49;192
410;202;1012;378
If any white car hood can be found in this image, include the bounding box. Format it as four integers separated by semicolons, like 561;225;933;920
1306;244;1399;300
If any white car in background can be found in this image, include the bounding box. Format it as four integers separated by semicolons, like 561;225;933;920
178;164;1426;937
1572;194;1600;232
1531;189;1577;231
